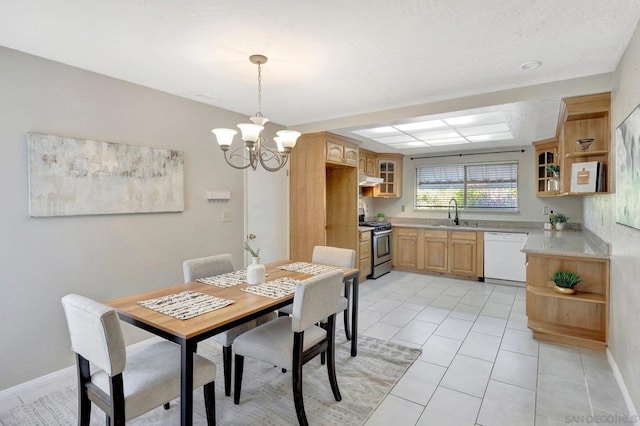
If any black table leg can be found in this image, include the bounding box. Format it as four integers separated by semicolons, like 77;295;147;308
350;275;359;357
180;339;196;425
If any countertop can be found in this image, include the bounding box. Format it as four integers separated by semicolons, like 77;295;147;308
358;226;375;232
521;230;610;259
390;222;535;234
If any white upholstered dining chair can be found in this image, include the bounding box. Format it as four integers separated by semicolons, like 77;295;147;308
183;253;277;396
279;246;356;339
232;269;344;426
61;294;216;425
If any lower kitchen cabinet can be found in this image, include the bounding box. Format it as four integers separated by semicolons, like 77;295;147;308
392;227;483;280
395;227;419;269
423;230;448;272
359;230;372;282
525;252;609;351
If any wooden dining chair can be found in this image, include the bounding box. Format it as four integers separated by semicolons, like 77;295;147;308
61;294;216;425
232;269;344;426
278;246;356;340
183;253;277;396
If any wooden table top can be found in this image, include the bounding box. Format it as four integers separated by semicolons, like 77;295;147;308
105;260;357;340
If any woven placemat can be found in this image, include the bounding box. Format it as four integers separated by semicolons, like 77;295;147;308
138;290;234;320
276;262;337;275
241;277;301;299
196;270;247;288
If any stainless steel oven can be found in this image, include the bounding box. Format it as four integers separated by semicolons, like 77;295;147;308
359;218;392;279
371;228;391;278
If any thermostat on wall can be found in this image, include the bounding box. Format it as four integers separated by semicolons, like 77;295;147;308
206;190;231;201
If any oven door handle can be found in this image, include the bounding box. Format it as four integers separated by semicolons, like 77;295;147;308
373;230;392;236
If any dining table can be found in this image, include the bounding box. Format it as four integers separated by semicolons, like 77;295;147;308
105;259;359;426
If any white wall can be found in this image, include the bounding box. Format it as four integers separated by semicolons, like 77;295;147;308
365;147;584;224
584;22;640;411
0;46;287;390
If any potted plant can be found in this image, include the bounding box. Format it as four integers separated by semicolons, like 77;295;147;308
545;164;560;192
545;164;560;176
554;213;569;230
549;270;581;295
376;212;385;222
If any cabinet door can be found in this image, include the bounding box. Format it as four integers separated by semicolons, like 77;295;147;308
398;234;418;269
423;231;448;272
366;156;376;176
450;238;477;276
343;146;358;166
358;155;367;172
326;142;344;164
534;144;559;196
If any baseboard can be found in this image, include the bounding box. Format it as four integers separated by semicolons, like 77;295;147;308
607;348;638;418
0;337;161;402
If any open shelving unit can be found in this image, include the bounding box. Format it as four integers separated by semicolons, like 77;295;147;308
525;252;609;351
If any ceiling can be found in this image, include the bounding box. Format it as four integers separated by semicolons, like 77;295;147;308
1;1;639;154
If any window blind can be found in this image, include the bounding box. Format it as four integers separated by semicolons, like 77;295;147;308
416;162;518;210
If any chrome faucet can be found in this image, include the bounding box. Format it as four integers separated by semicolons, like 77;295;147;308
448;198;459;226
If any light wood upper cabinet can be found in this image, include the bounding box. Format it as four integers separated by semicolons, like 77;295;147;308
326;135;358;167
374;154;403;198
533;92;611;196
533;138;560;196
358;148;377;176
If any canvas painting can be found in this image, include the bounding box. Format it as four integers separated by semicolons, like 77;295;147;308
28;133;184;217
616;104;640;229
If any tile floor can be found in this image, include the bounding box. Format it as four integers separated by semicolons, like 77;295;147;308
353;271;632;426
0;270;633;426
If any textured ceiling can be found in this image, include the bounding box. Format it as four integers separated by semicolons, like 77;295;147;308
1;0;639;152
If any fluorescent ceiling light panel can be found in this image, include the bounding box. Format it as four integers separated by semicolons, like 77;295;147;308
457;123;510;136
372;134;416;144
424;137;468;145
467;131;513;142
353;126;401;137
444;111;507;127
414;130;461;140
394;120;446;132
387;141;429;149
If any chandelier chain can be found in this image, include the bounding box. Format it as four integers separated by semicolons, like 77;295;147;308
257;62;262;116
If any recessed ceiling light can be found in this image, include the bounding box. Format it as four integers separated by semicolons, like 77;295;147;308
424;137;468;145
467;132;513;142
519;61;541;71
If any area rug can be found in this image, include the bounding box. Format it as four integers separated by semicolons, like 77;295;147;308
0;335;421;425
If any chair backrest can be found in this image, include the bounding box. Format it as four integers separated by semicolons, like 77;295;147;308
61;294;126;377
312;246;356;269
183;253;234;281
291;269;344;332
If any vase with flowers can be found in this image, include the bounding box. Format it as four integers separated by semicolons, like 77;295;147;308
244;240;265;285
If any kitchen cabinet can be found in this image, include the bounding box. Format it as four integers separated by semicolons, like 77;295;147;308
395;228;419;269
533;138;560;196
422;230;448;272
290;132;359;262
525;252;609;351
532;92;611;196
392;227;483;280
359;230;372;282
374;155;403;197
358;148;377;177
326;137;358;167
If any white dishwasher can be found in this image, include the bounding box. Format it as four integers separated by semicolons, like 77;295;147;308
484;232;528;286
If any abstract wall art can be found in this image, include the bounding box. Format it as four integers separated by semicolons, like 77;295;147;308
616;103;640;230
28;133;184;217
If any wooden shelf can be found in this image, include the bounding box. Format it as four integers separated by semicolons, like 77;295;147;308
565;150;607;159
527;285;605;304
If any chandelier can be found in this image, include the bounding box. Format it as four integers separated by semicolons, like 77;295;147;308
211;54;301;172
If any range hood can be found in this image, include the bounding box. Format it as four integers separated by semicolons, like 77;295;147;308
359;173;383;187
